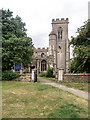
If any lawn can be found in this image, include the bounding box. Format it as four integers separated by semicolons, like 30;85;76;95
2;81;88;118
39;77;89;92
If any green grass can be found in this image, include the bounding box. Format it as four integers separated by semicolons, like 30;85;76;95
2;81;88;118
59;82;89;92
39;76;89;92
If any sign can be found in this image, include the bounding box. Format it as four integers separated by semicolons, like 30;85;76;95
14;63;22;71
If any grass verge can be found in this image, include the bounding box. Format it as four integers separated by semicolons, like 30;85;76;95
38;76;89;92
2;81;88;118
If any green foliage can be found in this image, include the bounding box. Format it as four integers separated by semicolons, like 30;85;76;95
2;9;27;39
38;68;55;78
46;67;54;77
2;35;33;70
2;9;33;71
38;72;47;77
70;21;90;73
2;70;21;81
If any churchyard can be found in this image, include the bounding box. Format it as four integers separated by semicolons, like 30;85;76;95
2;81;88;118
1;6;90;118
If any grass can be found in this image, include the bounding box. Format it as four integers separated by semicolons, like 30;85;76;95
59;82;89;92
2;81;88;118
39;76;89;92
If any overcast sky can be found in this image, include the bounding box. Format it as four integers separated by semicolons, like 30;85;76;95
0;0;89;57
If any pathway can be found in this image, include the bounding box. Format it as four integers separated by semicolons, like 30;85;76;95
38;77;90;100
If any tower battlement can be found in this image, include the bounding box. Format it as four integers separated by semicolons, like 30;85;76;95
34;47;48;52
52;18;69;24
37;47;48;50
37;47;45;50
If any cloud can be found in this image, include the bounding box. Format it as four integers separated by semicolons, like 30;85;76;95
0;0;89;58
31;33;49;48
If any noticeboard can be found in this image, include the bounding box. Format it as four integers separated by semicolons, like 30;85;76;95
14;63;21;71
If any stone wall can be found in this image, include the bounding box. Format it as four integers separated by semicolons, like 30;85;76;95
63;73;90;82
13;73;32;82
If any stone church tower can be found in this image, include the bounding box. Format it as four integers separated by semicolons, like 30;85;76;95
49;18;70;80
31;18;70;81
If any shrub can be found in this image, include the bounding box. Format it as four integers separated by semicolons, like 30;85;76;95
38;72;47;77
2;70;21;81
46;68;54;78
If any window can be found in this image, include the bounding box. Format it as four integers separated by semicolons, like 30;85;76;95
41;53;44;57
58;27;63;39
41;60;47;71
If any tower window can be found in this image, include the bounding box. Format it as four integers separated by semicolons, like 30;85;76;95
58;27;63;39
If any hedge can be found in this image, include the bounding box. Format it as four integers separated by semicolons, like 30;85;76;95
2;70;21;81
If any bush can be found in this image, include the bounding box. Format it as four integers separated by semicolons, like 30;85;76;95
46;68;54;78
38;72;47;77
2;70;21;81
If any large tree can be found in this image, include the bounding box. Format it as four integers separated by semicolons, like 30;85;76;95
70;21;90;73
2;9;33;71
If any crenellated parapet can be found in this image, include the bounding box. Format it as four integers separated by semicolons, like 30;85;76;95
52;18;69;24
34;47;49;52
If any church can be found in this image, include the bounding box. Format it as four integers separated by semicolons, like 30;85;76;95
31;18;70;80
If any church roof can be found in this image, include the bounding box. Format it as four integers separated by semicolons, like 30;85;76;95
49;30;56;36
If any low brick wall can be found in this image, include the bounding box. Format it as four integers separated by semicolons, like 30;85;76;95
14;73;32;82
63;73;90;82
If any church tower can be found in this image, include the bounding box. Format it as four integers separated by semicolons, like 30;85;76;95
49;18;70;80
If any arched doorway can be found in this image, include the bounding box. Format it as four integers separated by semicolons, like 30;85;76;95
41;60;47;72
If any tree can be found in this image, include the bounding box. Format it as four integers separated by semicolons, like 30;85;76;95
2;9;27;39
70;21;90;73
2;9;33;71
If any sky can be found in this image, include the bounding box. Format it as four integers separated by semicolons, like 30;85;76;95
0;0;89;58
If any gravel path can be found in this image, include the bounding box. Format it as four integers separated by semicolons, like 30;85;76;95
38;77;90;100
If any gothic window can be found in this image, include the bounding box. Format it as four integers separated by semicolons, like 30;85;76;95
58;27;63;39
41;60;47;71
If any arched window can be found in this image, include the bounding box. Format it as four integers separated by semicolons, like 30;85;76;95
58;27;63;39
41;60;47;71
41;53;44;58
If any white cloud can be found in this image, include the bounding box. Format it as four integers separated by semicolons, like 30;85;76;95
0;0;89;58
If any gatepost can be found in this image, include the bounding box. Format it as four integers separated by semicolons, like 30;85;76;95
32;69;37;82
32;69;35;81
58;68;64;81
